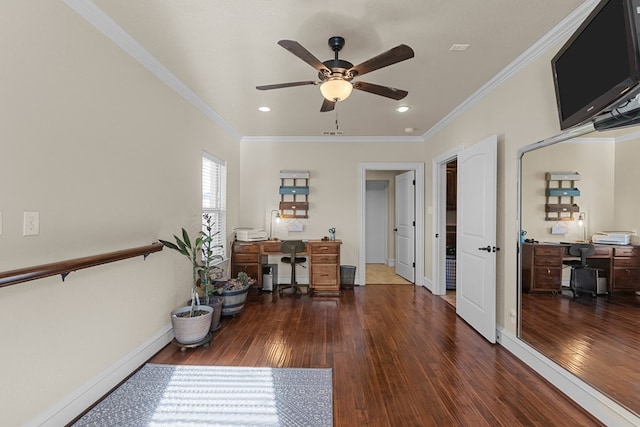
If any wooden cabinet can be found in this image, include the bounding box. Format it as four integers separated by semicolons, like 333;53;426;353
522;242;640;294
230;240;342;293
612;246;640;291
231;242;260;286
522;243;564;293
309;241;341;294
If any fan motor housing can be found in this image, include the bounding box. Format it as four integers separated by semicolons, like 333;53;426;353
320;59;354;80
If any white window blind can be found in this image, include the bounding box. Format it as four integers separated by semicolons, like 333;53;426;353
202;152;226;257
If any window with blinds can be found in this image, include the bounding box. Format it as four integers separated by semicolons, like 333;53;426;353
202;152;226;257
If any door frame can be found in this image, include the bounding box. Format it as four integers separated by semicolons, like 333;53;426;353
432;146;463;295
359;162;424;287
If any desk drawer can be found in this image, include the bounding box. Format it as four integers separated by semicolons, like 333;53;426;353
534;246;563;257
592;246;613;257
614;247;639;257
312;244;339;254
233;253;259;263
614;257;638;268
261;242;283;253
533;266;562;289
311;254;338;264
233;243;259;253
613;268;640;290
312;265;338;285
535;256;560;266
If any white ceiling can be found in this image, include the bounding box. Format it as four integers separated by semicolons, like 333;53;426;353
81;0;589;140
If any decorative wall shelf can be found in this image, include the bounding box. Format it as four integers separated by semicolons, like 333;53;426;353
545;171;581;221
279;170;309;218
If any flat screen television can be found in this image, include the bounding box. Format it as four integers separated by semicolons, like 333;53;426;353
552;0;640;130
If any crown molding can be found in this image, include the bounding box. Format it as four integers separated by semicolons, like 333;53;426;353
64;0;242;141
422;0;601;141
66;0;600;144
241;135;425;144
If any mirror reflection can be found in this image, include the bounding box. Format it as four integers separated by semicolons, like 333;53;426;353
519;126;640;415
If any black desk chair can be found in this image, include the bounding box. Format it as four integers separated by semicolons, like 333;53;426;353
563;243;599;298
279;240;307;295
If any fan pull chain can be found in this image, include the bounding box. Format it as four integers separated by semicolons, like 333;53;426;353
335;107;339;131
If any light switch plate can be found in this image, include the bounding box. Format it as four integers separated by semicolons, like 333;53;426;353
23;211;39;236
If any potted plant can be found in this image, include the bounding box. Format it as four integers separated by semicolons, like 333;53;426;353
159;214;223;343
215;271;254;316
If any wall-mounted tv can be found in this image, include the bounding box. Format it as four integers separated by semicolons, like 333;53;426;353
552;0;640;130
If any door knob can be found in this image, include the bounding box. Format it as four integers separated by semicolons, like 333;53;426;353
478;246;492;252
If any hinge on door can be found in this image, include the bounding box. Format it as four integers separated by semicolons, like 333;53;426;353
413;179;416;185
412;262;415;267
413;221;415;226
435;233;439;238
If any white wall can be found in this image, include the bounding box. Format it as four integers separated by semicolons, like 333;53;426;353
0;2;240;425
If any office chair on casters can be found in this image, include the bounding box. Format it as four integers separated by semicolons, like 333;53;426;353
279;240;307;295
563;243;600;298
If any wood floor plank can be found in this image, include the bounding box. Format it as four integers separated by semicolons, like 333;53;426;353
149;285;602;426
521;292;640;416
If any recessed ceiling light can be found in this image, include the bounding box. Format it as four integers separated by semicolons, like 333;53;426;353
258;106;271;112
395;106;410;113
404;127;415;133
450;44;470;51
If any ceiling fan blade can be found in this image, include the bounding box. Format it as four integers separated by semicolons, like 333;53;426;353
353;81;408;100
256;81;318;90
320;98;336;112
278;40;332;75
348;44;414;77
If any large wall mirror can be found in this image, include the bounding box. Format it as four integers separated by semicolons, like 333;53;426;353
518;124;640;416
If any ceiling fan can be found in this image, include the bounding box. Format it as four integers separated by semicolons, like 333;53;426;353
256;36;414;112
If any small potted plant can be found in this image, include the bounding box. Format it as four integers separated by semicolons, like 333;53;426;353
159;214;223;343
216;271;254;316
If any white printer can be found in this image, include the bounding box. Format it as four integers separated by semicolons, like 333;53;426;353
235;228;268;242
591;231;633;245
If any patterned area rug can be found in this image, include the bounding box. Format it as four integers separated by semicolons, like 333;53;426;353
73;364;333;427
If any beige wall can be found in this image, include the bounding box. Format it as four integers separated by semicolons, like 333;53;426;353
239;142;425;268
521;142;616;242
614;136;640;240
0;2;240;425
423;45;566;332
5;2;634;425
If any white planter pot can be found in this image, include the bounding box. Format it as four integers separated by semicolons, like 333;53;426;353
171;305;213;344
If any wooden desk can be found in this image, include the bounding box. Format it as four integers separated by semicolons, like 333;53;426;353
231;239;342;294
521;242;640;293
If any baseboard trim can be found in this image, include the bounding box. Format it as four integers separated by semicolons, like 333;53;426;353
497;328;639;426
29;324;174;427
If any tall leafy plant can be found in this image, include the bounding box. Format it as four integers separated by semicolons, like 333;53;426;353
159;214;223;314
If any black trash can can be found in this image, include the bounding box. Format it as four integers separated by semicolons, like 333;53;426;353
340;265;356;289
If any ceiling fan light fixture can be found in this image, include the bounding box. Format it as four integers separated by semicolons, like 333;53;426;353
320;78;353;102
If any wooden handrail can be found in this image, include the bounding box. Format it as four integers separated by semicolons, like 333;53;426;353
0;242;163;288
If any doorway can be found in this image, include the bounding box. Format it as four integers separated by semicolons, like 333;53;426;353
359;162;425;287
444;159;457;306
365;181;388;264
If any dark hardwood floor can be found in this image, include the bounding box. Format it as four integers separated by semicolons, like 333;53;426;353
521;291;640;416
150;285;602;426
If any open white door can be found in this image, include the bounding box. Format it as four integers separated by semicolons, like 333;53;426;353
456;135;497;343
395;170;415;282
